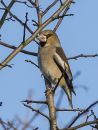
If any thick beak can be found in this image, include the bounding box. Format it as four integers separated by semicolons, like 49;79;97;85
36;34;47;42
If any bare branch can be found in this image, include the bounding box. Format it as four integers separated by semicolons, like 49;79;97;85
27;0;36;7
59;0;63;5
16;0;33;8
32;19;39;27
0;7;6;10
53;13;74;20
1;0;33;34
0;0;16;28
0;102;3;106
42;0;59;16
1;40;98;60
5;16;15;21
22;100;47;104
23;103;50;121
0;41;38;56
25;60;39;68
7;121;17;130
61;119;98;130
56;108;87;112
45;78;57;130
0;63;13;68
0;0;74;70
1;1;98;130
66;100;98;128
0;118;7;129
21;105;46;130
68;54;98;60
22;12;28;43
54;1;73;32
35;0;42;26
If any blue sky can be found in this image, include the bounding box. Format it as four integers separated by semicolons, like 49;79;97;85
0;0;98;129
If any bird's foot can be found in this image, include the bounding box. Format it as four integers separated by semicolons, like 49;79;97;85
44;88;54;96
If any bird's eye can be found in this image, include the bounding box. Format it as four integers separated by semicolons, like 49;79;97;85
46;34;52;39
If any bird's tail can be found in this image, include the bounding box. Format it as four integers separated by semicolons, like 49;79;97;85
62;86;73;109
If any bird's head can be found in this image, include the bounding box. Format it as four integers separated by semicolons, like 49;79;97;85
37;30;61;47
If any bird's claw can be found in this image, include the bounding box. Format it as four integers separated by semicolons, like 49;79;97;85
44;88;54;96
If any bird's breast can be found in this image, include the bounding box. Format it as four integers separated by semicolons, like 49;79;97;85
38;47;63;85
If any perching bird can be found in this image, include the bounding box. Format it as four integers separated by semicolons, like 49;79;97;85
37;30;76;108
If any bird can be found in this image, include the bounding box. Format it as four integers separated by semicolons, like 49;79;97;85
37;30;76;108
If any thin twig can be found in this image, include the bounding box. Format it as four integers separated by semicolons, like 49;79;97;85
32;19;38;27
27;0;36;7
61;119;98;130
66;100;98;128
7;121;17;130
42;0;59;16
56;108;87;112
35;0;42;26
25;60;39;68
0;118;7;129
23;103;50;121
0;63;13;68
23;12;28;43
1;41;98;60
22;100;47;104
0;0;15;28
59;0;63;5
85;110;94;123
0;8;6;10
0;41;38;56
0;102;3;106
53;13;74;20
0;0;74;70
21;105;46;130
68;54;98;60
54;1;73;32
5;16;15;21
1;0;33;34
16;0;33;8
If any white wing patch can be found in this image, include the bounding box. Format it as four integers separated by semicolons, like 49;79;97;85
54;52;72;80
54;53;69;70
54;53;65;69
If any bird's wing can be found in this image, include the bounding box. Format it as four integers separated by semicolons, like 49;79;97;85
54;47;73;80
53;47;76;94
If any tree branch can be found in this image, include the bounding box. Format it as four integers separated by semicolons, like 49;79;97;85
35;0;42;27
16;0;33;8
1;0;33;34
0;0;73;70
54;1;73;32
68;54;98;60
45;78;57;130
25;60;39;68
22;100;47;104
23;103;50;121
56;108;87;112
61;119;98;130
0;0;16;28
42;0;59;16
22;12;28;43
0;41;38;56
1;41;98;60
0;63;13;68
66;100;98;128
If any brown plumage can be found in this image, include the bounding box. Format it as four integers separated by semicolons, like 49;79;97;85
37;30;76;108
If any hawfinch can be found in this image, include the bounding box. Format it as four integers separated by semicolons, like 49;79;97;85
37;30;75;108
